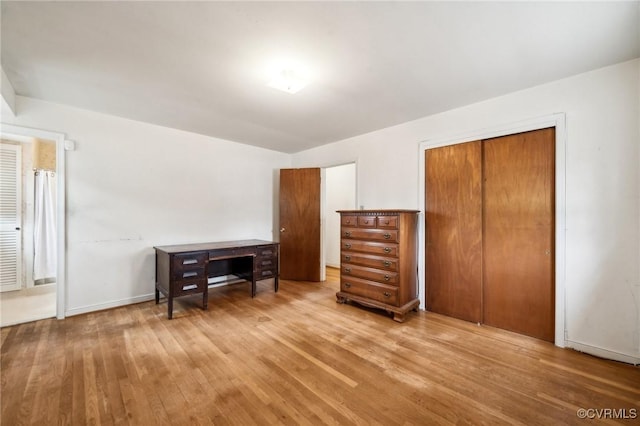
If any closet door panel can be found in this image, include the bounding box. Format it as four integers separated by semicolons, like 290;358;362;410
425;141;483;322
482;128;555;342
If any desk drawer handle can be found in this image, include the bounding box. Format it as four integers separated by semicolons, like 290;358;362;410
182;284;198;291
344;267;351;273
344;231;351;237
383;292;391;297
261;260;272;266
345;255;351;261
182;271;198;278
383;261;391;267
344;282;351;288
384;275;390;281
383;247;391;253
345;243;352;249
182;258;198;265
261;270;272;276
383;233;391;239
261;250;273;256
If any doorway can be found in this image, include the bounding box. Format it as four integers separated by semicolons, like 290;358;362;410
0;124;67;325
278;163;357;282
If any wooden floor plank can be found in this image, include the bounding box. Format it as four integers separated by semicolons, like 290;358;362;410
1;270;639;425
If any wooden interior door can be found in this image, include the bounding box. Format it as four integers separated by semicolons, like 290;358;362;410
279;168;321;281
425;142;483;322
482;128;555;342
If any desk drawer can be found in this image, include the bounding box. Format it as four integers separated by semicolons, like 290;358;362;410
172;278;206;297
172;266;206;281
172;252;207;269
257;245;277;258
209;247;255;259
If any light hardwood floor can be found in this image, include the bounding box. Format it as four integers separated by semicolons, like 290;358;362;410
2;269;638;425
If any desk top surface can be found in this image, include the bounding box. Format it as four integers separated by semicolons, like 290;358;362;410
154;239;278;254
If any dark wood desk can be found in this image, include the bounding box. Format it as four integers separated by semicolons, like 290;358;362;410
154;239;279;319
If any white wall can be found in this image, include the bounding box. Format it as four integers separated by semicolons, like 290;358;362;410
292;59;640;364
4;96;290;315
325;163;356;267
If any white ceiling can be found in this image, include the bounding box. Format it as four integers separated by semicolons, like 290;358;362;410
1;1;638;153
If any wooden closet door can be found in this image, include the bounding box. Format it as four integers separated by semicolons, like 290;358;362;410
482;128;555;342
425;141;483;322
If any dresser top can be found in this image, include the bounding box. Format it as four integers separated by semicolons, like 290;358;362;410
154;239;277;254
336;209;419;214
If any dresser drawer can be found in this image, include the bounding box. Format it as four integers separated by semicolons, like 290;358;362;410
172;266;206;281
342;264;398;285
357;216;376;227
376;215;398;229
341;215;358;227
341;276;398;305
342;228;398;242
343;253;398;271
172;252;207;269
342;240;398;257
172;278;207;297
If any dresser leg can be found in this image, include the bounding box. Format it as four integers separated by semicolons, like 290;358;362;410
392;312;405;322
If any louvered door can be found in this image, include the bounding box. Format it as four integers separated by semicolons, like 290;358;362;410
0;143;22;292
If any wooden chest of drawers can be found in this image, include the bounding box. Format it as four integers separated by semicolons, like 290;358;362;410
336;210;419;322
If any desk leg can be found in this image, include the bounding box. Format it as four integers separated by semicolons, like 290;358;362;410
251;256;257;298
168;297;173;320
203;287;208;310
155;287;160;304
275;275;279;292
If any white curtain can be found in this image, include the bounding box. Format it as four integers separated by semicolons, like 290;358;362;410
33;170;56;281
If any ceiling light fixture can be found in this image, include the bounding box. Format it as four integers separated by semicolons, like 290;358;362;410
268;69;308;94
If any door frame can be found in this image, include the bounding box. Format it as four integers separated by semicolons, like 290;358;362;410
0;123;68;320
418;113;567;347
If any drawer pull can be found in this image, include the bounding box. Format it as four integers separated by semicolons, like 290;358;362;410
261;270;272;276
345;282;351;288
345;243;352;249
383;292;391;297
261;250;273;256
182;284;198;291
383;233;391;239
182;258;198;265
182;271;198;278
345;219;352;224
383;261;391;267
261;260;272;266
383;247;391;253
364;220;370;224
344;231;351;237
384;275;390;281
345;255;351;261
344;267;351;273
384;220;390;225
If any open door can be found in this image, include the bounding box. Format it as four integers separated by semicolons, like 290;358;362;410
279;168;321;281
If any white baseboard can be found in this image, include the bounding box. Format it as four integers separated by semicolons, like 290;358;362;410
65;293;155;317
566;340;640;365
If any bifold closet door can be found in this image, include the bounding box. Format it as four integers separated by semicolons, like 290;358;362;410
425;141;483;323
482;128;555;342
